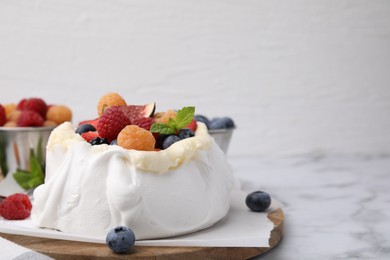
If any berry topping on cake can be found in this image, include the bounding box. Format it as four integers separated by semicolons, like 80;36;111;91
178;128;195;139
16;110;44;127
106;226;136;253
81;131;100;142
90;137;109;146
97;106;131;142
0;193;32;220
162;135;181;149
185;119;197;132
78;118;99;129
76;124;97;134
75;94;231;151
117;125;156;151
97;92;127;117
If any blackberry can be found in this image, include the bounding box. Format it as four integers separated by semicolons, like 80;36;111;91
90;137;109;146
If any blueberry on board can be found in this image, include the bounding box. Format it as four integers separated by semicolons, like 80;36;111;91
106;226;135;253
178;128;195;139
75;124;96;134
162;135;181;149
245;191;271;212
209;117;235;130
90;137;109;146
194;115;210;128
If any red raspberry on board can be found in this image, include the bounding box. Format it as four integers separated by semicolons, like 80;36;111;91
132;117;154;131
81;131;100;142
19;98;48;118
16;110;44;127
186;119;197;132
0;104;6;126
0;193;32;220
97;106;131;142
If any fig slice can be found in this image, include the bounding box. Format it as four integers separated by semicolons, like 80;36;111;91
120;102;156;123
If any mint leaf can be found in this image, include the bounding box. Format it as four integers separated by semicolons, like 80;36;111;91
13;170;35;189
13;149;44;190
150;106;195;134
167;118;177;129
175;107;195;129
150;123;176;135
29;149;43;177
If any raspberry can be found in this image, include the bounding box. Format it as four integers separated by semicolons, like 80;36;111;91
154;110;177;124
186;119;197;132
97;106;131;142
3;103;16;120
117;125;156;151
19;98;48;118
97;93;127;117
79;118;99;129
16;99;27;110
0;193;32;220
81;131;100;142
0;104;6;126
8;110;21;122
46;105;72;125
16;110;44;127
132;117;154;131
43;120;57;127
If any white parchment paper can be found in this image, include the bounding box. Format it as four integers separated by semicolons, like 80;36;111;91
0;189;276;248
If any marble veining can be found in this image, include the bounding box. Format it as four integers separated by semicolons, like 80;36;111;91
233;156;390;259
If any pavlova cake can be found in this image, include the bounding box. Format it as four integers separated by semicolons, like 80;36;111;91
31;93;234;240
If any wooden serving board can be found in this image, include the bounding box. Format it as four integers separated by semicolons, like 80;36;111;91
0;208;283;259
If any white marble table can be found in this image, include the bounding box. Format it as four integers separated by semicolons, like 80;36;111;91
2;155;389;259
233;156;390;259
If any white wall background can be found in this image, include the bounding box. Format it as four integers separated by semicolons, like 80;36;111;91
0;0;389;157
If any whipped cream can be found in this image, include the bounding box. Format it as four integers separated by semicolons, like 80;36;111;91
32;122;234;240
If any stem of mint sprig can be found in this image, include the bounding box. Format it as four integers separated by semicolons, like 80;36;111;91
150;106;195;135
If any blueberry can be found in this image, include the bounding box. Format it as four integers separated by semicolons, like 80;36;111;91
194;115;210;128
162;135;181;149
75;124;96;134
106;226;135;253
245;191;271;212
178;128;194;139
209;117;235;130
90;137;109;145
110;139;118;145
154;134;168;149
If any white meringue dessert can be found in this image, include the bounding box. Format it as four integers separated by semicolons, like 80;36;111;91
32;122;234;240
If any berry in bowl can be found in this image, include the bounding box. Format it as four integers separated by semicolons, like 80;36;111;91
0;98;72;197
194;115;235;153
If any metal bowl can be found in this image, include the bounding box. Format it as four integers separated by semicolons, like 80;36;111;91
0;127;54;197
208;127;235;153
